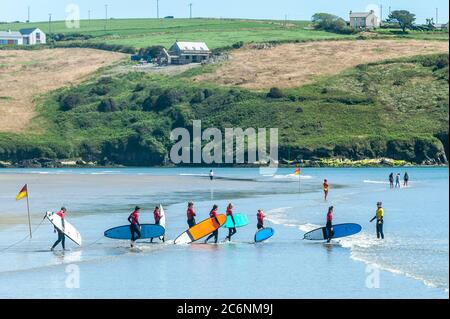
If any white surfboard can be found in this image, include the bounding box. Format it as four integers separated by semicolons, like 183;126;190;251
159;204;166;241
46;211;82;246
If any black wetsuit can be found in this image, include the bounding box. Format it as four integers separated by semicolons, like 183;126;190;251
326;221;333;243
188;218;196;228
376;219;384;239
51;228;65;250
227;215;237;241
130;224;141;242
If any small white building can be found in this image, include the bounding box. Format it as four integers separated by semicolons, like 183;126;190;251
0;30;23;45
0;27;46;46
166;41;211;65
349;10;380;29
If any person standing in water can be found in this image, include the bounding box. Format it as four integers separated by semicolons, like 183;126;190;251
389;173;394;189
209;169;214;181
187;202;196;228
257;209;265;229
325;206;334;243
128;206;141;247
150;206;164;243
403;172;409;187
370;202;384;239
225;203;236;241
323;179;329;201
205;204;220;244
395;173;401;188
51;207;67;251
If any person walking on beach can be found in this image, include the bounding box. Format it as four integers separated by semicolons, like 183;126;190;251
403;172;409;187
150;206;164;243
187;202;196;228
389;173;394;189
225;203;236;241
323;179;329;201
51;207;67;251
325;206;334;243
395;173;401;188
370;202;384;239
205;205;220;244
257;209;265;229
209;169;214;181
128;206;141;248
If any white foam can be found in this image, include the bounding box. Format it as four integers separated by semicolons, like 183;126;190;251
298;223;320;233
273;174;313;180
363;180;389;184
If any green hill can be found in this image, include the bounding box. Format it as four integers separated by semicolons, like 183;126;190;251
0;53;448;167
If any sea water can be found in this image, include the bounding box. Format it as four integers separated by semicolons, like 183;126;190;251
0;167;448;298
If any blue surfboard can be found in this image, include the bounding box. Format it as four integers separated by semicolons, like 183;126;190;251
303;223;362;240
254;227;275;242
104;224;165;240
223;214;249;228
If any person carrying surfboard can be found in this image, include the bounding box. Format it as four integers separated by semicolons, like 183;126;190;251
51;207;67;251
325;206;334;243
187;202;196;228
323;179;329;201
257;209;265;229
150;206;164;243
128;206;142;247
225;203;237;241
370;202;384;239
204;205;220;244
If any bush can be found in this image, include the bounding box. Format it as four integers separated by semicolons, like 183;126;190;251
155;90;184;110
97;98;118;112
91;85;110;96
232;41;244;49
267;87;284;99
60;93;83;111
142;97;154;112
311;13;354;34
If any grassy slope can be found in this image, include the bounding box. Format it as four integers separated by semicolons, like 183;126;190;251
0;53;447;165
3;18;354;49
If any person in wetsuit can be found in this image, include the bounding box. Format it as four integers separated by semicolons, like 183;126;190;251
205;205;220;244
128;206;141;247
225;203;236;241
257;209;265;229
150;206;164;243
325;206;334;243
403;172;409;187
51;207;67;251
389;173;394;189
370;202;384;239
323;179;329;201
395;173;401;188
187;202;196;228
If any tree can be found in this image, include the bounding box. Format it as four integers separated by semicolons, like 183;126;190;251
388;10;416;32
311;13;352;34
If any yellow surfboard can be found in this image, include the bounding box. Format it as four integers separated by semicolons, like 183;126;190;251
174;214;226;244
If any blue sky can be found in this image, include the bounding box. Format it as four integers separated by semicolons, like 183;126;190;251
1;0;449;24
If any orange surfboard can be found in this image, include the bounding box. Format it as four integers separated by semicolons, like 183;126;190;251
174;214;227;244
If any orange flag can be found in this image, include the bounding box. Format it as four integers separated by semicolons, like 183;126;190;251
294;167;301;175
16;184;28;201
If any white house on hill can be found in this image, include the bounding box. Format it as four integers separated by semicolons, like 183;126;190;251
0;28;46;45
166;41;211;65
349;10;380;29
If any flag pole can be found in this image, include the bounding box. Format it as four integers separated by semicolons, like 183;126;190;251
26;185;32;238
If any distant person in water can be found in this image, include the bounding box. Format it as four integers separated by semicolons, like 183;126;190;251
323;179;329;201
51;207;67;251
187;202;196;228
257;209;265;229
128;206;141;248
395;173;401;188
209;169;214;181
225;203;236;241
150;206;164;243
370;202;384;239
205;205;220;244
403;172;409;187
325;206;334;243
389;173;394;188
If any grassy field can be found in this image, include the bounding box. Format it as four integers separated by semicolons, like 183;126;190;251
0;53;447;165
2;18;356;49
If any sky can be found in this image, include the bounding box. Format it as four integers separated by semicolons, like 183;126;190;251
1;0;449;24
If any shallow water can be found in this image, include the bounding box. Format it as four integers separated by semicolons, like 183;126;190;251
0;167;448;298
